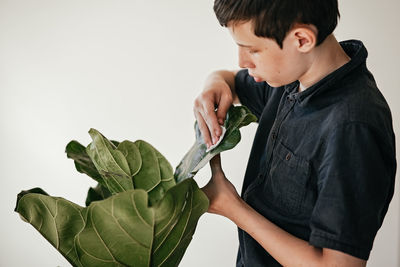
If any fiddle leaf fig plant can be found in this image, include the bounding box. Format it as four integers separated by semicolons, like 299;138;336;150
15;105;256;267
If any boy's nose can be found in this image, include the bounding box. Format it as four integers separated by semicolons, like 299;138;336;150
238;48;255;69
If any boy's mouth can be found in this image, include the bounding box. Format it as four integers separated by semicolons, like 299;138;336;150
248;72;263;82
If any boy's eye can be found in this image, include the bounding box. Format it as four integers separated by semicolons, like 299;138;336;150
249;50;259;54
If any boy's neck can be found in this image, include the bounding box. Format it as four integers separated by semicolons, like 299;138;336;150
298;35;350;92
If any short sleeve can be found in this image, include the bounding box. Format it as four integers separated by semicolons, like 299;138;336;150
235;69;271;120
309;122;396;260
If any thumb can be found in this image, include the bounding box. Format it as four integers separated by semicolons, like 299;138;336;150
216;93;232;125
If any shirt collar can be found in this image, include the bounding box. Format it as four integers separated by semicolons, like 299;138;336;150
283;39;368;106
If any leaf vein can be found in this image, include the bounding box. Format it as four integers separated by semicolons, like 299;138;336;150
97;198;150;249
130;192;151;228
38;196;59;249
157;188;193;266
90;204;120;264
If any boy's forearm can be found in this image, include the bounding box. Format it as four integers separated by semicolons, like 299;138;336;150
231;198;323;266
205;70;240;104
230;198;366;267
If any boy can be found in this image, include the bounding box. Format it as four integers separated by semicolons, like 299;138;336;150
193;0;396;266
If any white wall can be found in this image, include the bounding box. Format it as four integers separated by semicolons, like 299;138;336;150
0;1;398;266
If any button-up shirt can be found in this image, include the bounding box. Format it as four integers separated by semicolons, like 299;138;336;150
234;40;396;266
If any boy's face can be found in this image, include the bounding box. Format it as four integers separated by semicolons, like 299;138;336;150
228;20;307;87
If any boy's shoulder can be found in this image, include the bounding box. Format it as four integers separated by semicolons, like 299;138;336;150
327;61;391;134
304;40;392;132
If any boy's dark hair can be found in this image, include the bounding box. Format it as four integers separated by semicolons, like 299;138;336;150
214;0;340;48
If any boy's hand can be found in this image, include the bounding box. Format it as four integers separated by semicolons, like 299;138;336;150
193;70;238;149
193;82;232;148
201;154;242;218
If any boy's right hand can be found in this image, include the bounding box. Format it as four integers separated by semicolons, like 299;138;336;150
193;71;237;149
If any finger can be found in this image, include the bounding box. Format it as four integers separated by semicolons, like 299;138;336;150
210;154;222;174
216;92;233;125
201;100;222;144
195;111;213;148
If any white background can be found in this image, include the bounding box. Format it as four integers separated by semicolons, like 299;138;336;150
1;0;399;266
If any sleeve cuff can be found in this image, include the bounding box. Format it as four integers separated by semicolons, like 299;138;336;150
309;230;371;260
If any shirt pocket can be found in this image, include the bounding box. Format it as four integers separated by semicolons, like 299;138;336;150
264;142;311;217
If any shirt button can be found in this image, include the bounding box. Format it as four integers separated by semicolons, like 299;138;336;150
285;153;292;161
271;132;277;139
287;96;295;103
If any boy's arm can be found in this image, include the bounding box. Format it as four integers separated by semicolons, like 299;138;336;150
193;70;240;149
233;198;366;267
202;155;367;267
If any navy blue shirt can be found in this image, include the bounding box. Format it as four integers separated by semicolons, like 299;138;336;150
235;40;396;266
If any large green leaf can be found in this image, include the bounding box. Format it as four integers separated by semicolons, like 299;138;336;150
117;140;142;176
86;129;134;194
151;177;208;266
85;139;177;207
15;188;87;267
84;130;176;206
133;140;176;206
174;105;257;183
15;178;208;267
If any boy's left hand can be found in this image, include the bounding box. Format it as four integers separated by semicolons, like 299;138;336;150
201;154;243;218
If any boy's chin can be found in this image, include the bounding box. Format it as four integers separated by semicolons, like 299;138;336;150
267;78;297;88
265;80;285;87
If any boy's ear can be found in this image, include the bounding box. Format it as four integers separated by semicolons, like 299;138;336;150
289;24;317;53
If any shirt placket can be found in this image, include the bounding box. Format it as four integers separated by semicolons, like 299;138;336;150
243;93;297;200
